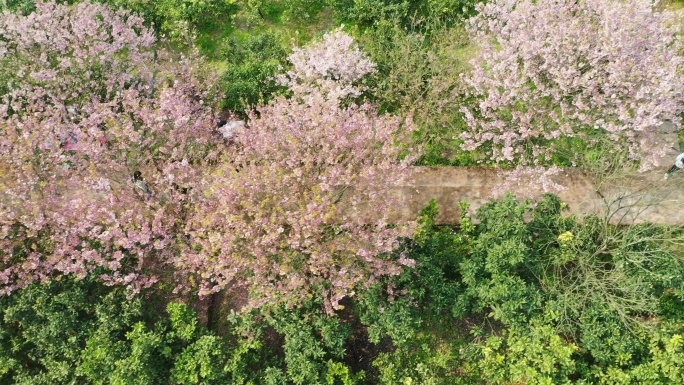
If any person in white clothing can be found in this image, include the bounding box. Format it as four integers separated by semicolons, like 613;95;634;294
664;153;684;179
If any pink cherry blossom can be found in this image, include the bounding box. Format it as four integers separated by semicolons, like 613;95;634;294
461;0;684;192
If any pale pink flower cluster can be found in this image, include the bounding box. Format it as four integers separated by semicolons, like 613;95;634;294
275;27;377;106
461;0;684;185
489;165;565;198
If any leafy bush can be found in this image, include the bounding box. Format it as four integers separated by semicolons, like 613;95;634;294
281;0;325;21
471;317;684;384
461;194;684;382
0;276;231;385
660;291;684;321
355;195;684;383
475;319;579;385
591;322;684;384
463;194;684;332
225;300;363;384
357;200;472;336
329;0;480;28
0;0;39;13
236;0;327;24
329;0;413;27
460;194;545;327
220;32;288;113
357;21;475;165
350;200;473;384
99;0;239;37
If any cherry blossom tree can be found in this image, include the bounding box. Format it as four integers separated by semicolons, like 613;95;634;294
460;0;684;192
274;26;377;106
0;0;223;294
185;29;419;313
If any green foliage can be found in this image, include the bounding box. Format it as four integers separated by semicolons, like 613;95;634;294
357;20;476;165
533;215;684;336
237;0;326;24
460;195;544;326
578;304;646;366
459;194;684;383
281;0;325;21
0;0;81;14
269;305;351;383
358;195;684;383
591;323;684;384
350;200;474;384
475;319;579;385
225;300;363;384
167;303;232;384
329;0;413;27
0;276;231;385
373;340;461;385
463;194;684;332
0;0;37;14
426;0;479;21
171;334;229;384
660;290;684;321
100;0;239;37
470;317;684;384
357;199;471;341
220;31;288;113
0;276;144;384
329;0;480;28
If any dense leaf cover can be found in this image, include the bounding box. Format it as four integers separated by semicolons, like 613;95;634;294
0;276;232;385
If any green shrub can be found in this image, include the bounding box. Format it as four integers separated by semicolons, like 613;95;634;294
460;195;545;326
0;276;144;384
591;322;684;384
329;0;413;27
578;304;646;366
469;318;684;385
226;300;363;384
329;0;480;28
101;0;239;37
475;319;579;385
659;291;684;321
464;194;684;332
357;21;475;165
0;0;37;14
0;276;231;385
282;0;325;21
220;31;288;113
359;199;473;331
349;200;474;384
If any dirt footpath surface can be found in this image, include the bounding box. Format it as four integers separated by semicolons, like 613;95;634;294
387;165;684;225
